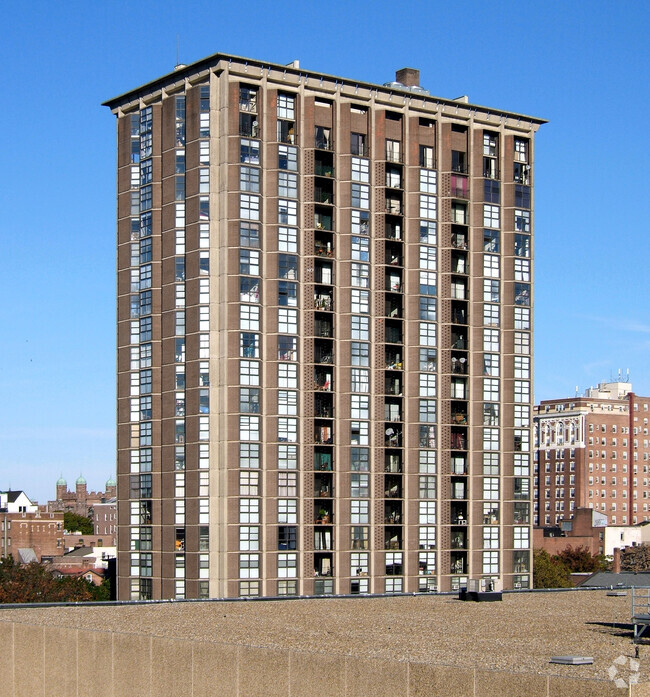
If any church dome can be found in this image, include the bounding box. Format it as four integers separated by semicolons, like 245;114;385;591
76;474;87;486
56;474;67;486
106;475;117;488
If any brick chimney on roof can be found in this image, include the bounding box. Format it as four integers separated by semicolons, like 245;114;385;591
396;68;419;87
613;547;621;574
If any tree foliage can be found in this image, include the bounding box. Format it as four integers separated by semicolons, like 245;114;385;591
0;557;104;603
532;549;573;589
620;544;650;572
63;512;93;535
556;545;609;573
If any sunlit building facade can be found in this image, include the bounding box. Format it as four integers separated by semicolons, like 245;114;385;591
105;53;545;599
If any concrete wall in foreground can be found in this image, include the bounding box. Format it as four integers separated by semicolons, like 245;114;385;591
0;621;647;697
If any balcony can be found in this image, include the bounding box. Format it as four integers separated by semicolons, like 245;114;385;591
314;211;333;231
314;187;334;205
483;157;499;179
384;427;402;447
384;527;402;550
277;120;295;144
315;162;334;177
314;394;333;418
314;315;333;339
451;151;468;174
314;422;333;445
314;472;333;498
451;530;467;549
450;552;467;574
450;428;467;451
451;354;468;374
385;320;403;344
385;220;402;240
451;456;467;475
314;552;333;576
314;448;332;471
385;348;402;371
385;500;402;524
451;479;467;500
451;506;468;526
385;295;402;319
451;300;467;325
239;113;259;138
451;330;468;350
384;475;402;498
384;373;402;396
451;252;468;274
314;291;333;312
314;240;334;258
314;368;333;391
314;341;334;365
385;197;403;215
385;451;402;473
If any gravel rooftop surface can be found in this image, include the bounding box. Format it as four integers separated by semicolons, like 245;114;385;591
1;589;647;682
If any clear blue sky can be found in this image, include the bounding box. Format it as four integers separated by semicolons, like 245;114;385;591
2;0;649;504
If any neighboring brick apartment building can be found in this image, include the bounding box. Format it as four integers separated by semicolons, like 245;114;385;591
534;380;650;527
104;52;545;600
0;490;64;561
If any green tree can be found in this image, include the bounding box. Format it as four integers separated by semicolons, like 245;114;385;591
63;512;93;535
556;545;609;573
0;557;96;603
532;549;573;589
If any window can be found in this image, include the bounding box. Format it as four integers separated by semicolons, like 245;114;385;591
484;255;500;278
351;209;370;235
240;194;260;220
351;342;369;366
278;172;298;198
483;478;499;500
278;144;297;170
515;185;531;208
350;395;369;419
347;418;370;446
483;205;500;229
351;263;370;288
351;500;369;523
240;443;260;468
278;281;297;307
420;221;437;244
351;315;369;340
483;304;499;327
351;157;370;182
351;368;369;392
419;195;437;219
240;332;259;358
239;305;260;329
483;279;499;303
515;209;530;232
419;272;437;296
240;249;260;276
484;179;500;203
277;553;297;578
351;133;366;156
351;447;370;471
420;297;437;321
419;145;434;168
419;245;437;270
271;445;296;472
277;93;295;119
419;322;436;347
514;138;528;162
482;329;499;352
514;331;530;354
239;526;260;551
351;236;370;261
278;335;297;361
514;307;530;330
278;199;297;225
239;415;260;441
350;474;369;497
278;471;297;496
419;527;436;550
240;166;260;192
278;227;298;252
514;356;530;379
419;169;437;194
278;499;297;523
239;388;260;413
514;527;530;549
483;551;499;574
239;499;259;524
350;288;370;312
240;222;260;248
278;526;297;550
419;476;436;498
278;308;298;333
419;400;437;423
277;418;297;442
351;183;370;209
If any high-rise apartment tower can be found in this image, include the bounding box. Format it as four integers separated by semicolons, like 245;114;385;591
105;53;545;600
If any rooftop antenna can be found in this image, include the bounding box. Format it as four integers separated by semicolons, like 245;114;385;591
575;385;579;397
174;35;186;71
